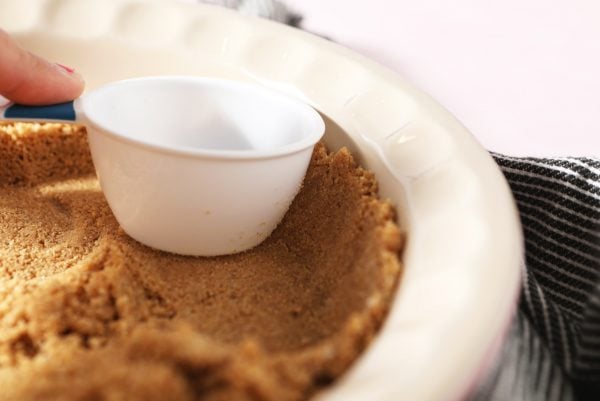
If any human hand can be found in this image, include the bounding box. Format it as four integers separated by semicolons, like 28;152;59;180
0;29;84;105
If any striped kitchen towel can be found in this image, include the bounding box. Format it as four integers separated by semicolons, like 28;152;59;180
188;0;302;25
473;156;600;401
193;2;600;400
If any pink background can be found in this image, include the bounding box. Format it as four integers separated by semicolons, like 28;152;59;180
286;0;599;157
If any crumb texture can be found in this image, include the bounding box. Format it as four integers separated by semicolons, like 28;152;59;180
0;123;403;401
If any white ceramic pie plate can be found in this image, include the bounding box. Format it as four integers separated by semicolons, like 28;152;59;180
0;0;523;400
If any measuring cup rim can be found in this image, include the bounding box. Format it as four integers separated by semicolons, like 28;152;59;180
78;76;325;160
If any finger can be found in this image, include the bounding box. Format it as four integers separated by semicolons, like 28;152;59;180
0;29;84;105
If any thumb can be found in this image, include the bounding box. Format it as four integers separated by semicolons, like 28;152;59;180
0;29;84;105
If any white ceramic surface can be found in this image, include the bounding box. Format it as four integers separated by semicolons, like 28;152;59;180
0;1;523;400
82;76;324;256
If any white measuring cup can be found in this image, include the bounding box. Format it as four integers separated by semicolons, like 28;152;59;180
0;76;325;256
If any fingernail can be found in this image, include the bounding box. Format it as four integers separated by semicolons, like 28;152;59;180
55;63;75;74
54;62;84;85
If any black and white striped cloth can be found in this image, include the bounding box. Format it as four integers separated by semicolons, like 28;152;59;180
194;2;600;399
190;0;302;25
473;155;600;401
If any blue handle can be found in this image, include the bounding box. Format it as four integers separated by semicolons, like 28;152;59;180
3;101;76;121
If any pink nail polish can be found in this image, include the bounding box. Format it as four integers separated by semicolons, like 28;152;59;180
56;63;75;74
